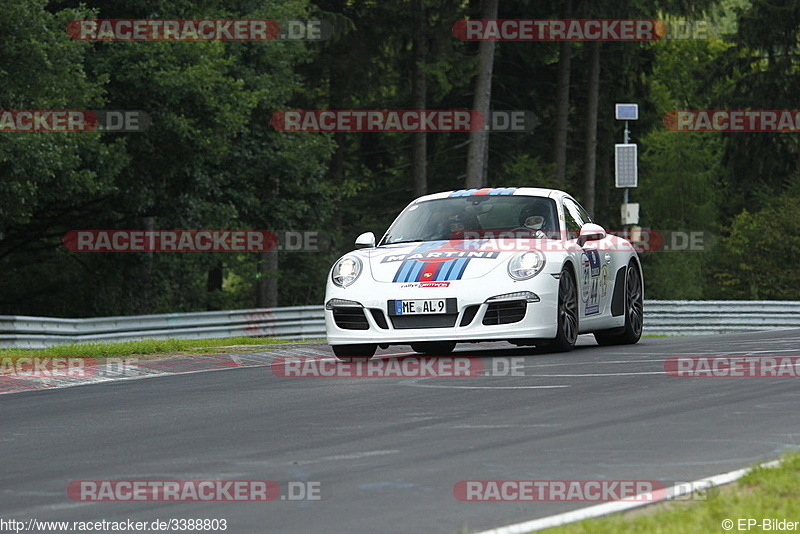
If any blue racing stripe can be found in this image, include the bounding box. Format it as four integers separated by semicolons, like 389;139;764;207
404;261;425;282
392;241;444;282
451;258;470;279
393;260;415;283
435;259;457;281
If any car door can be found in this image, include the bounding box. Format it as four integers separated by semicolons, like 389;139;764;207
562;197;614;323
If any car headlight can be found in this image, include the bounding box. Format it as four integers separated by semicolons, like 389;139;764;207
507;251;546;280
331;256;362;287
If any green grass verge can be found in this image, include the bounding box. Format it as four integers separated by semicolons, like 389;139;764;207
0;337;297;359
536;451;800;533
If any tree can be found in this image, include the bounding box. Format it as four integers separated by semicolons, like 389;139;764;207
465;0;498;188
552;0;573;190
411;0;428;197
712;187;800;299
582;41;600;215
0;0;334;315
712;0;800;211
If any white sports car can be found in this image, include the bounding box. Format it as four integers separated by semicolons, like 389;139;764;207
325;187;643;359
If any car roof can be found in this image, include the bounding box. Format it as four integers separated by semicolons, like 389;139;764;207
411;187;570;203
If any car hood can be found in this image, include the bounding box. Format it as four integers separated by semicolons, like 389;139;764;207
366;239;518;283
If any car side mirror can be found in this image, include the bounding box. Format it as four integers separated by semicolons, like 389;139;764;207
355;232;376;248
577;223;606;246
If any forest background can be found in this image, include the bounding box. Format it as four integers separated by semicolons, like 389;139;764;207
1;0;798;317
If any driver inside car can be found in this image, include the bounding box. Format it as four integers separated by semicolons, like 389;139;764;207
518;204;550;238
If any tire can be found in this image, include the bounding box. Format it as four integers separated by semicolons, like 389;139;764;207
331;344;377;360
594;261;643;346
410;342;456;355
549;265;579;352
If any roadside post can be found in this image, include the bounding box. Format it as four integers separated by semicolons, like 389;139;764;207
615;103;640;242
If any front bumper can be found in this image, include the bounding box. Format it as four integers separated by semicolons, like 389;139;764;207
325;276;559;346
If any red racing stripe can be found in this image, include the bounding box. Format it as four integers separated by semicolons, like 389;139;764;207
417;261;441;281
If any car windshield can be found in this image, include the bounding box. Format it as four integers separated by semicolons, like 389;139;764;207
381;195;559;245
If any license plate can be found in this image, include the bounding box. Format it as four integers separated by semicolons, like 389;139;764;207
394;299;447;315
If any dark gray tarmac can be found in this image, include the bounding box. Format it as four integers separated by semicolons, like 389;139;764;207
2;330;799;533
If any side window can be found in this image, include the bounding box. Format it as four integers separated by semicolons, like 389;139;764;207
562;199;586;238
574;201;593;225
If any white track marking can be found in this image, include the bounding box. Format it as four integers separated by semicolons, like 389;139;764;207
320;450;400;461
472;459;783;534
526;371;665;377
403;383;569;390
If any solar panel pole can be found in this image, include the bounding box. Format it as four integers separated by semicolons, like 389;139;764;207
623;121;629;204
615;104;639;233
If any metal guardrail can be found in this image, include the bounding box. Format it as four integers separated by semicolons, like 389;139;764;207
643;300;800;336
0;301;798;348
0;307;326;349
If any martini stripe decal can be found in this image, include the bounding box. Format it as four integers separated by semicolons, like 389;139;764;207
436;260;457;281
452;258;470;279
394;260;414;283
448;187;518;198
406;261;425;282
389;239;497;283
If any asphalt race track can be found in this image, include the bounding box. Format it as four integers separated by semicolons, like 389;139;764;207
2;330;800;533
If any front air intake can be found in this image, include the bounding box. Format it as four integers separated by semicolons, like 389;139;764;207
482;300;527;325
